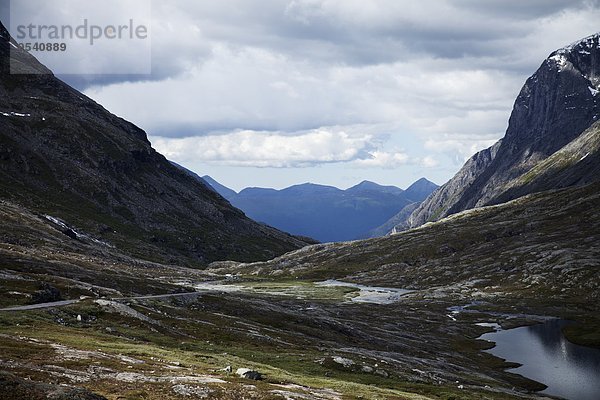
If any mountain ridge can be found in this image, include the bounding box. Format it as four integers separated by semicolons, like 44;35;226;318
408;33;600;228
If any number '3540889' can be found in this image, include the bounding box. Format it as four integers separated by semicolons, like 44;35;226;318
18;42;67;52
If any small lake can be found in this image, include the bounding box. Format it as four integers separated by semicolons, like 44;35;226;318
481;319;600;400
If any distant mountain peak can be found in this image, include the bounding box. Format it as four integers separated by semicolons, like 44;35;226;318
346;180;404;195
409;177;436;186
291;182;334;188
282;183;341;195
404;178;439;202
357;180;377;185
352;180;386;188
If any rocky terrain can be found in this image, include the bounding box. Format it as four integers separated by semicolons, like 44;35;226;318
0;21;308;267
408;33;600;228
0;193;577;400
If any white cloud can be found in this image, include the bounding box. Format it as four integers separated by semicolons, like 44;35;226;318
420;155;440;168
424;135;499;164
151;128;442;169
351;151;440;169
151;129;374;168
352;150;410;168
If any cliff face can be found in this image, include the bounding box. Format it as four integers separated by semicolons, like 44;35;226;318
409;34;600;228
408;141;502;226
0;21;307;265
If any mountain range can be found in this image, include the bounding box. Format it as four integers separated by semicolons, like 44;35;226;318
200;177;438;242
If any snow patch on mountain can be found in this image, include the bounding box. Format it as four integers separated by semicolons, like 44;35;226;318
1;111;31;117
559;32;600;53
549;54;568;71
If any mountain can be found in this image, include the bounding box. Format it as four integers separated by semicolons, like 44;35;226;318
408;33;600;228
359;178;441;238
169;161;214;189
351;178;438;238
168;166;240;201
404;177;441;202
345;180;404;195
0;22;308;266
201;178;438;242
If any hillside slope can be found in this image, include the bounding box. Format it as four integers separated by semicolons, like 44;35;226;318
0;21;307;266
363;202;419;238
201;175;238;200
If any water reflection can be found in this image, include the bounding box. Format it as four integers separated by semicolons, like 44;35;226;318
481;319;600;400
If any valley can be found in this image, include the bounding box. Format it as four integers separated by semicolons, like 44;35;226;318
1;181;599;399
1;11;599;400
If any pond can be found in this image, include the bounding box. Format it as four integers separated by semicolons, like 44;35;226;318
480;319;600;400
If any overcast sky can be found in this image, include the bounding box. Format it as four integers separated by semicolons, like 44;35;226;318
6;0;600;191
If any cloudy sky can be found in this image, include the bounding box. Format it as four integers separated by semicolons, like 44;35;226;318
6;0;600;190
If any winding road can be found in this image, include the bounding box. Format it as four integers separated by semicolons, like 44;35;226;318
0;291;201;312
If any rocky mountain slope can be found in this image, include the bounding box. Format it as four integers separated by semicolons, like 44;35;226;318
408;33;600;228
0;21;307;266
202;177;437;242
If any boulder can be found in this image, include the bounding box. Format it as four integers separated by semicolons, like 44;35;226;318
235;368;262;380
